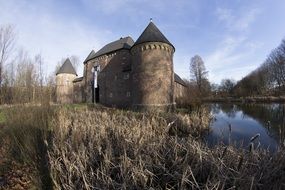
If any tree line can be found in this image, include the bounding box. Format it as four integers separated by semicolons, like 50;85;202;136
0;25;51;104
0;24;79;105
234;39;285;96
185;38;285;103
182;54;236;105
2;23;283;106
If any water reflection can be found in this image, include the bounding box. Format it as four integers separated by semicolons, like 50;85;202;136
205;103;285;151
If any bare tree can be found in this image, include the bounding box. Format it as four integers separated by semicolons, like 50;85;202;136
279;39;285;56
70;55;80;72
0;25;15;86
35;54;44;87
220;78;236;96
267;49;285;91
234;39;285;96
189;55;209;95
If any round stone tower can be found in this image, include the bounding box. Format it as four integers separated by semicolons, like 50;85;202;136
56;58;77;103
131;21;175;111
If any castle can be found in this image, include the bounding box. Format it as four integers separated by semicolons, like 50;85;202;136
56;21;187;111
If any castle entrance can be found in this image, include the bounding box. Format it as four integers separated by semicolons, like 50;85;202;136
91;84;100;103
95;86;99;103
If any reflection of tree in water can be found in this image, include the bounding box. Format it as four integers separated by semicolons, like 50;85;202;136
215;104;239;118
237;104;285;144
210;104;221;115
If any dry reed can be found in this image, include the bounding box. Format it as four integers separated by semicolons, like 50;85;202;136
47;106;285;189
3;105;285;189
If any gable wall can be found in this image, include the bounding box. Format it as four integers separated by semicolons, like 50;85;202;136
83;49;132;107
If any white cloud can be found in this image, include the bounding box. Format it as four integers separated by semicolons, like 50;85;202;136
81;0;132;14
216;7;261;32
205;36;263;83
81;0;197;16
204;6;264;83
0;0;112;77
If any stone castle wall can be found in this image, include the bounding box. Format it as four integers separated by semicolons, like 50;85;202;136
60;45;186;109
131;42;175;111
56;73;77;103
83;49;132;107
73;79;84;103
174;82;186;99
57;41;187;109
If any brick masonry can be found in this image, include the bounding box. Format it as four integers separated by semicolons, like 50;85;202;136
56;23;187;110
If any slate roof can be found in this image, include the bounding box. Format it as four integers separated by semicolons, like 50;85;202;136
84;50;96;63
86;37;134;62
174;73;187;86
56;58;77;76
133;22;174;49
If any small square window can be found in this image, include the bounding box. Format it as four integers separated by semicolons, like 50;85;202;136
126;92;131;97
124;73;129;79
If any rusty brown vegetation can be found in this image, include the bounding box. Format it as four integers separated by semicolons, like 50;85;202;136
0;105;284;189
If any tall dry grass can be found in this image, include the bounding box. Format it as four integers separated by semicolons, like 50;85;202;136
48;107;210;189
3;105;285;189
48;106;285;189
4;105;55;189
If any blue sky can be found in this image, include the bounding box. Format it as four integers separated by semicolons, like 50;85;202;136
1;0;285;83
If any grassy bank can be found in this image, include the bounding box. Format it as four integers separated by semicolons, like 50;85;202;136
1;104;285;189
204;96;285;103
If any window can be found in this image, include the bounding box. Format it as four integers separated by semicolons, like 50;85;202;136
122;65;131;72
123;73;129;79
126;92;131;97
109;93;113;98
115;75;117;80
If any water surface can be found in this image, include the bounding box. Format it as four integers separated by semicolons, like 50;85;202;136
205;103;285;151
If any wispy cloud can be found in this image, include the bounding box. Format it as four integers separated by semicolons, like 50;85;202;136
0;0;282;84
0;0;113;76
216;7;261;32
205;35;263;83
81;0;197;16
203;6;264;83
81;0;132;14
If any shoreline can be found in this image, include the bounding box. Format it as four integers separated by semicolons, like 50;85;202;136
203;96;285;103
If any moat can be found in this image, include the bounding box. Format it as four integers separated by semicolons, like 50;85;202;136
205;103;285;151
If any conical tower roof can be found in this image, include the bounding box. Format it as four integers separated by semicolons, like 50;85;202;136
56;58;77;76
133;21;174;49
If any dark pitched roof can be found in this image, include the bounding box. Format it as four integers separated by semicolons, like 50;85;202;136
56;58;77;76
86;37;134;62
73;77;83;83
133;22;174;49
84;50;96;63
174;73;187;87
